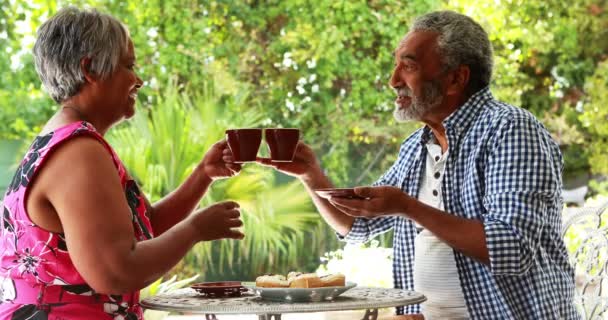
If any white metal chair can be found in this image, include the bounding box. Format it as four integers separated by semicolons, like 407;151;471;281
562;201;608;319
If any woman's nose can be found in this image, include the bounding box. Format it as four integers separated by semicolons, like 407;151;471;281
135;76;143;89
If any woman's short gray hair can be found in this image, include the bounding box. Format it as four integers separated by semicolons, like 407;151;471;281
33;7;130;103
410;11;494;96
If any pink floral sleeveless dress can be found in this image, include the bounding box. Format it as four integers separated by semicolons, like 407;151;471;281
0;121;154;319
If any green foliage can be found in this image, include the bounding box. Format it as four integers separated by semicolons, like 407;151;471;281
3;0;607;188
0;1;56;139
198;0;429;185
108;76;336;280
445;0;608;182
579;60;608;176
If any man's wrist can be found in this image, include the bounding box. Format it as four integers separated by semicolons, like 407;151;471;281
397;194;415;217
299;167;331;189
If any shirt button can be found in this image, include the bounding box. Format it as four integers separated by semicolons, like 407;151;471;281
434;156;440;161
432;190;438;197
434;172;440;179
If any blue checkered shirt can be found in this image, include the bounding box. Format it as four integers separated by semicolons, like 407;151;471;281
342;88;579;319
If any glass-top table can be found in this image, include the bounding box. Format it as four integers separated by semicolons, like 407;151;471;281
141;286;426;320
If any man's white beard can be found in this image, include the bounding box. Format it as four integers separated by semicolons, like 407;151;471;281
393;80;444;122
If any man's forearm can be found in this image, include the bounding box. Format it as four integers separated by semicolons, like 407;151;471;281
405;199;490;265
300;171;355;236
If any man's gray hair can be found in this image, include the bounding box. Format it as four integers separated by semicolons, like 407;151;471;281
411;11;493;96
33;7;130;103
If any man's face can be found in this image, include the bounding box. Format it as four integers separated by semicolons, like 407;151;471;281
389;31;447;122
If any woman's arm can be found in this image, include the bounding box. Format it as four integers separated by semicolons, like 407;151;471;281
147;140;241;235
38;137;243;294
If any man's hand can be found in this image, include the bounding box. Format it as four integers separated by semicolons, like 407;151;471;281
256;141;322;180
327;186;413;218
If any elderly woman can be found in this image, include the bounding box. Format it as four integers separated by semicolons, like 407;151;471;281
0;7;244;319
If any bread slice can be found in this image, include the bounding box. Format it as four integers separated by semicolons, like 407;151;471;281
287;271;302;280
320;273;346;287
288;273;323;288
255;274;289;287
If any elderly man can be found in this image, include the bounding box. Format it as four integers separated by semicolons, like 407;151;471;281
258;10;579;320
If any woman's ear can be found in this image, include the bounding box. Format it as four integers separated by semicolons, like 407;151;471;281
446;65;470;95
80;57;96;83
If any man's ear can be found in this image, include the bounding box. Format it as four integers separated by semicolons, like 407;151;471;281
446;65;470;95
80;57;96;83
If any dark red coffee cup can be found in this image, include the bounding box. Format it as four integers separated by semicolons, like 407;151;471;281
226;128;263;163
264;128;300;162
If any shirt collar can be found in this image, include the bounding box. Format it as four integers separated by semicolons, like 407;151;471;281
419;87;493;145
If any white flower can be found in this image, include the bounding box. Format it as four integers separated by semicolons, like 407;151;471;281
286;100;295;112
146;27;158;38
296;86;306;95
311;84;319;93
282;52;294;68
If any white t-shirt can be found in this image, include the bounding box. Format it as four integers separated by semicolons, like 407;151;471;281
413;142;470;320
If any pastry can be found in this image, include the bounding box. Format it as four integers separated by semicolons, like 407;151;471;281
255;272;346;288
288;273;324;288
320;273;346;287
255;274;289;287
287;271;302;280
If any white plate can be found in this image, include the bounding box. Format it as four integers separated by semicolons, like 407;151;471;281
243;281;357;302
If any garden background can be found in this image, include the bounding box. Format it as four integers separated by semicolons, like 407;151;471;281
1;0;607;286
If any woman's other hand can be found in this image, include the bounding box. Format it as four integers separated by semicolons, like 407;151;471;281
201;140;242;180
187;201;244;241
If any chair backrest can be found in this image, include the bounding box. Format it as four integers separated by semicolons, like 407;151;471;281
562;201;608;319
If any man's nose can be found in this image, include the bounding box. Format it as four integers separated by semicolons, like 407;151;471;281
389;66;402;89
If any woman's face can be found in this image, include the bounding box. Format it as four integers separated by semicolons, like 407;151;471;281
97;38;143;121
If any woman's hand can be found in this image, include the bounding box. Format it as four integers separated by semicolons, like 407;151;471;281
187;201;244;241
201;140;242;180
256;141;322;180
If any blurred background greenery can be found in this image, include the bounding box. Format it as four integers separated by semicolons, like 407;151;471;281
1;0;607;282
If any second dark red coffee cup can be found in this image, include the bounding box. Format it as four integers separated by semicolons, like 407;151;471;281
226;128;263;163
264;128;300;162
